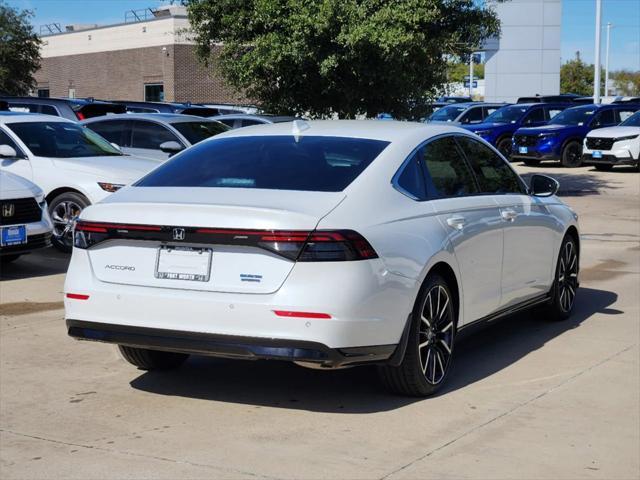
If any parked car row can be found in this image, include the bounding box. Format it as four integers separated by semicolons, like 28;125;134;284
426;100;639;169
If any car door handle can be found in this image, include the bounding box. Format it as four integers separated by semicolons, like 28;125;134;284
501;208;518;222
446;216;466;230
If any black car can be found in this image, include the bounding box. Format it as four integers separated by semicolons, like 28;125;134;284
109;100;223;117
0;96;125;120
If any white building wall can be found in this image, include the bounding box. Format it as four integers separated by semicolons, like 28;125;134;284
484;0;562;102
41;16;192;58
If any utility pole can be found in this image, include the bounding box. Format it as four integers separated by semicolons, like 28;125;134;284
605;22;612;97
593;0;602;104
469;53;474;98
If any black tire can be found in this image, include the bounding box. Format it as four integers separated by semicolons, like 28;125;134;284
118;345;189;370
378;274;457;397
523;159;541;166
594;164;613;172
48;191;90;252
1;254;21;264
561;141;583;168
546;234;579;321
496;137;513;161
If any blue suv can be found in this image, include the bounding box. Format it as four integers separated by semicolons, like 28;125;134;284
462;103;568;159
511;103;640;167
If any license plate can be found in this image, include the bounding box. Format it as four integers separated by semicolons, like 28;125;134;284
1;225;27;246
155;246;212;282
519;146;528;154
592;150;603;158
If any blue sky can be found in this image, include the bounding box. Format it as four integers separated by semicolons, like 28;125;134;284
7;0;640;71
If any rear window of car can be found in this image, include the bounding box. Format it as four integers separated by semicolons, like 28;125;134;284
172;121;229;144
136;135;389;192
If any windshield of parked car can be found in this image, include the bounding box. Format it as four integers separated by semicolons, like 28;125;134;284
7;121;123;157
549;106;597;126
136;135;389;192
483;105;528;124
428;105;467;122
172;121;229;145
620;111;640;127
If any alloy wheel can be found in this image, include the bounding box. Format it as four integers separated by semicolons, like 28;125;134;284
418;285;454;385
51;200;82;247
557;240;578;312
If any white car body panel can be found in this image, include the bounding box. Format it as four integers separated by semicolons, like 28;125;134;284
64;120;578;356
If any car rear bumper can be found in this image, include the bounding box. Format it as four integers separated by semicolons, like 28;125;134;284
67;319;397;368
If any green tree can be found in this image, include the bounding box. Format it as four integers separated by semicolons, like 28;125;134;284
610;70;640;96
448;61;484;82
0;1;41;96
185;0;501;118
560;52;594;96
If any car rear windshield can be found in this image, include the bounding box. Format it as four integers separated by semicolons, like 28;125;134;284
621;111;640;127
7;121;123;158
428;105;467;122
172;121;229;144
549;106;597;126
136;135;389;192
483;105;528;124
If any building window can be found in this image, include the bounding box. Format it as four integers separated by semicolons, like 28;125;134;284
37;89;50;98
145;84;164;102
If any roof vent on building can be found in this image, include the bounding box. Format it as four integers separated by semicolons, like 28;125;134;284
65;24;98;32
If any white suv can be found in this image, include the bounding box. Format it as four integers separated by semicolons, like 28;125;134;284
0;171;53;263
0;113;158;251
583;111;640;171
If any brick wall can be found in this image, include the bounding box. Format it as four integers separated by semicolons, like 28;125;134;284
34;44;245;103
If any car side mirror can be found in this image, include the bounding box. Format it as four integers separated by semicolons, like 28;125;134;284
530;174;559;197
159;141;184;155
0;145;19;159
110;142;122;152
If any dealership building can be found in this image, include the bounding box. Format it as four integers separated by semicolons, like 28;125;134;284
33;1;562;104
34;5;243;104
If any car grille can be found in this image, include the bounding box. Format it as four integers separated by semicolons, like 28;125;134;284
0;232;51;253
586;137;615;150
0;198;42;226
513;134;539;147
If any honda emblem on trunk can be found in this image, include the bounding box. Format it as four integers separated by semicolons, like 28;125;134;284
2;204;14;217
172;228;185;241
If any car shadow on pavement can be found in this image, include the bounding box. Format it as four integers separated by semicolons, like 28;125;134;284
0;247;69;281
130;286;618;413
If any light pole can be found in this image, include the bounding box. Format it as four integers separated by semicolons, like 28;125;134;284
605;22;612;96
593;0;602;104
469;53;474;98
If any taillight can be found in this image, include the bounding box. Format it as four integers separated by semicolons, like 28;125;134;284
75;111;86;120
73;221;378;261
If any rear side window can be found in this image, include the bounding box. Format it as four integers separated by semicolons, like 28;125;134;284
546;107;564;120
395;152;427;200
136;136;389;192
420;137;477;198
40;105;59;116
522;108;545;125
456;136;524;194
616;109;637;123
87;120;132;147
460;107;483;124
132;121;179;149
593;109;615;127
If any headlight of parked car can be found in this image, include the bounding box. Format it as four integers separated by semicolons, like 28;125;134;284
614;134;639;142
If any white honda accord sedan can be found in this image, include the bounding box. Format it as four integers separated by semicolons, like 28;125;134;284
65;120;580;396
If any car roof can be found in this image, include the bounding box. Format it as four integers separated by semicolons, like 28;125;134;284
213;119;470;143
82;113;214;123
0;113;74;124
0;96;113;106
209;114;299;122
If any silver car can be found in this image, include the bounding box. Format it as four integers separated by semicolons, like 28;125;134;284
82;113;229;161
208;114;301;129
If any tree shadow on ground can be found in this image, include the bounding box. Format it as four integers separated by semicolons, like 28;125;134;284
130;287;618;413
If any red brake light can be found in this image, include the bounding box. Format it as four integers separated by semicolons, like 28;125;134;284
273;310;332;319
75;111;86;120
66;293;89;300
